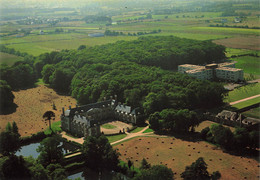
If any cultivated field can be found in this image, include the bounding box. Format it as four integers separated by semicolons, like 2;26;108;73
0;85;77;136
115;136;259;180
214;36;260;51
0;52;23;66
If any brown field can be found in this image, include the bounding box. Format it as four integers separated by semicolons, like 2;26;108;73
115;137;259;180
213;36;260;50
0;85;77;136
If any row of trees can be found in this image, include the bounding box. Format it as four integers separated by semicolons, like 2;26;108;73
201;124;259;150
0;45;30;57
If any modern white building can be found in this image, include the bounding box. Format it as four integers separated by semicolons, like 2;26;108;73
178;62;243;82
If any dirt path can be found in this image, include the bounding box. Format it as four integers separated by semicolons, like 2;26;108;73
61;125;164;146
111;126;166;145
229;94;260;105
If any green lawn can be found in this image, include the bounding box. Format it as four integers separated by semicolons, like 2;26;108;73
225;83;260;103
101;124;116;129
242;106;260;119
0;52;23;65
106;134;127;143
44;121;62;135
230;56;260;75
232;96;260;109
143;128;154;133
130;127;145;133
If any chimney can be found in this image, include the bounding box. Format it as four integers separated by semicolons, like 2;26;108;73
62;107;65;116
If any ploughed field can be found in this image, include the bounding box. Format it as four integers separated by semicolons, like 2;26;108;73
115;136;259;180
0;85;77;136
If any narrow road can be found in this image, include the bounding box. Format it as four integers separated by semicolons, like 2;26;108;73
229;94;260;105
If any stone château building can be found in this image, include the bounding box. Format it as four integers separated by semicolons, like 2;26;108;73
178;62;244;82
61;98;142;138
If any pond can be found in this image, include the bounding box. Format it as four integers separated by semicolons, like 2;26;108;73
67;168;125;180
15;143;41;158
15;141;80;158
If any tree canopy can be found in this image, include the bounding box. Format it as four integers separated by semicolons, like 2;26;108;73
82;135;120;172
181;157;221;180
0;80;15;113
37;135;64;167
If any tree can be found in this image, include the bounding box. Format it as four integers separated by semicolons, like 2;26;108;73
41;64;55;84
134;165;174;180
148;112;161;130
0;131;20;156
233;127;249;149
0;155;31;180
210;124;234;150
25;156;48;180
46;163;67;180
0;80;15;113
128;159;133;169
12;121;20;137
82;135;120;172
181;157;221;180
78;45;86;50
43;111;55;131
37;135;63;167
140;158;151;170
49;68;75;94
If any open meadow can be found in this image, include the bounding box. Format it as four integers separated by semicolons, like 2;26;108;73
1;9;260;56
114;136;259;180
0;85;77;136
0;52;23;66
230;56;260;75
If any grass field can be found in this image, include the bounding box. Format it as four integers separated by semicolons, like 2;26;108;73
106;134;127;143
2;35;137;56
225;48;260;58
44;121;62;135
142;128;154;133
0;52;23;65
214;36;260;51
130;127;145;133
0;85;77;136
225;83;260;103
230;56;260;75
115;136;259;180
101;124;116;129
242;106;260;119
232;96;260;109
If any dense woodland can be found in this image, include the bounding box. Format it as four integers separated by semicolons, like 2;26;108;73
0;36;226;118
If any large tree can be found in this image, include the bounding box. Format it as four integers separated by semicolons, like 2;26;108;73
37;135;63;167
82;135;120;172
181;157;221;180
0;123;20;156
0;80;15;113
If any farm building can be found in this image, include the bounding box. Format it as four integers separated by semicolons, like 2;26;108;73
178;62;243;82
61;98;142;138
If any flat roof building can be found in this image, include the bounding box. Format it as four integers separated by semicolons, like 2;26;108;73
178;62;243;82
